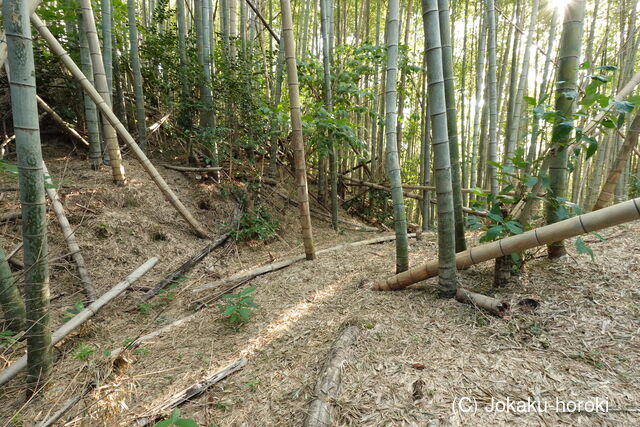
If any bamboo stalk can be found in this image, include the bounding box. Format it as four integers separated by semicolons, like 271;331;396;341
0;211;21;222
42;161;96;302
162;164;223;173
374;197;640;290
31;14;209;239
0;257;159;387
36;96;89;147
304;325;360;427
455;288;509;317
194;233;417;293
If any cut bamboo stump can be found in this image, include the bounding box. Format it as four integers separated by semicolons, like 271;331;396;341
194;233;417;293
134;359;247;426
0;257;158;387
304;325;360;427
42;162;96;302
374;197;640;291
455;288;510;317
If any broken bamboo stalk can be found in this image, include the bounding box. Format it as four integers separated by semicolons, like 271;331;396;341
37;383;94;427
36;96;89;147
31;14;209;239
374;197;640;291
162;163;223;173
455;288;510;317
194;233;417;292
0;257;158;387
304;325;360;427
42;161;96;302
134;359;247;426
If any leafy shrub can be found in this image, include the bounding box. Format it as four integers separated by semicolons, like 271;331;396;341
231;207;279;241
154;408;197;427
218;286;258;325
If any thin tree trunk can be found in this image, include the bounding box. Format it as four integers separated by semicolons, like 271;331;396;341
484;0;498;196
269;39;285;178
279;0;316;260
422;0;457;297
4;0;51;395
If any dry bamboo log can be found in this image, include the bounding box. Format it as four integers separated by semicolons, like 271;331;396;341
267;187;380;232
593;114;640;210
42;162;96;302
36;96;89;146
37;384;93;427
0;257;158;387
455;288;510;317
0;211;21;222
304;325;360;427
194;233;417;292
142;225;236;301
374;197;640;290
162;164;223;173
31;15;209;239
134;359;247;426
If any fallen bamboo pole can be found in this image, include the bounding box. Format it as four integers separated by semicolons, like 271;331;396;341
267;187;379;232
374;197;640;291
0;211;21;222
162;163;223;173
42;161;96;302
455;288;510;317
36;96;89;147
304;325;360;427
194;233;417;292
135;359;247;426
31;15;209;239
0;257;159;387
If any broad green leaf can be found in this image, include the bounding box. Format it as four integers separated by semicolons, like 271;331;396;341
575;237;595;261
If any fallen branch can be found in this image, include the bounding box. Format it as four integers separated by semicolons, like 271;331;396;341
134;359;247;426
162;164;222;173
142;207;241;301
0;257;159;387
267;187;379;232
194;233;416;293
37;383;94;427
0;211;21;222
36;95;89;147
43;161;96;302
304;325;360;427
455;288;510;317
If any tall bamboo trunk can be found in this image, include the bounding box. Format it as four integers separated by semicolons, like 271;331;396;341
127;0;148;152
484;0;498;196
4;0;52;395
101;0;113;95
384;0;410;273
438;0;466;252
80;0;126;185
546;0;585;258
269;39;285;178
470;15;486;194
279;0;316;260
421;0;457;297
0;247;26;332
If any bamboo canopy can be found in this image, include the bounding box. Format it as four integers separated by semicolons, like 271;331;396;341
374;197;640;291
30;14;209;239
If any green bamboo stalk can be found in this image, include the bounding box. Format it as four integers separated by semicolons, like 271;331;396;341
4;0;51;395
101;0;113;95
438;0;466;252
546;0;585;258
421;0;457;297
484;0;498;196
127;0;148;152
0;247;26;333
279;0;316;260
384;0;409;273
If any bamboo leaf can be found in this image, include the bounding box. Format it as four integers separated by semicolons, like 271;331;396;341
575;237;595;261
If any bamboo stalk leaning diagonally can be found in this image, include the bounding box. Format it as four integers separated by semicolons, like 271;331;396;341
0;257;159;388
30;14;210;239
374;197;640;291
42;161;96;302
35;96;89;147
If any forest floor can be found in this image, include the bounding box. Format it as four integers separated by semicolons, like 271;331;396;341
1;142;640;426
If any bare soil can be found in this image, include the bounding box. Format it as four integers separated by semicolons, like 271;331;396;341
1;145;639;426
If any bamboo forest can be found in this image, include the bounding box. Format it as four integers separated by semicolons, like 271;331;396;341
1;0;640;424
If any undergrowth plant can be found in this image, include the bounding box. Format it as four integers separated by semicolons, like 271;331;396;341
218;286;258;325
154;408;197;427
231;207;279;241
